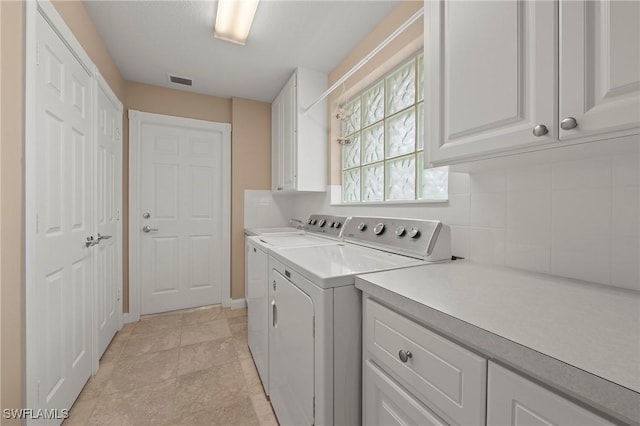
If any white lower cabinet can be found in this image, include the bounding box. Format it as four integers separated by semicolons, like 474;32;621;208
363;297;616;426
363;298;486;425
487;363;614;426
364;360;446;426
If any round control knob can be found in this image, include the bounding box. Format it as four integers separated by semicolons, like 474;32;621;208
408;227;420;239
357;222;367;232
307;218;313;224
395;226;406;237
311;219;317;225
334;222;341;229
318;219;326;227
373;223;385;235
328;221;334;228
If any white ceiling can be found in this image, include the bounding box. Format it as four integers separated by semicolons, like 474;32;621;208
84;0;399;102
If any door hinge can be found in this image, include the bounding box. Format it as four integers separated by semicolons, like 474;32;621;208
116;288;121;302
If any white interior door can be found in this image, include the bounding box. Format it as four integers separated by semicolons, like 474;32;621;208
32;11;93;414
95;76;122;357
137;114;230;315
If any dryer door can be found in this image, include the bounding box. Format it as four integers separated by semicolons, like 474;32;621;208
270;270;315;426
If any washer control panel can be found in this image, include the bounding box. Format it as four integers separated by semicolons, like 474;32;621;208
343;216;448;260
305;214;348;237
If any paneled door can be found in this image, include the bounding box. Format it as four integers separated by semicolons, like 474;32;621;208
95;75;122;357
135;112;230;315
560;0;640;140
426;0;557;163
31;10;93;414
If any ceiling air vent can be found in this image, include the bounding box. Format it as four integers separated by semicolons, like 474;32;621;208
169;75;193;86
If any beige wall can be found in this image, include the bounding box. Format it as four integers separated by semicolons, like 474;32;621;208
124;82;232;310
52;0;125;100
328;1;423;184
230;98;271;299
1;1;24;419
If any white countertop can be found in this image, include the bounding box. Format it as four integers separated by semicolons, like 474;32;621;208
356;261;640;394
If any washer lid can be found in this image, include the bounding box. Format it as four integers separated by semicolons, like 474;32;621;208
271;243;427;288
244;227;302;236
254;234;340;249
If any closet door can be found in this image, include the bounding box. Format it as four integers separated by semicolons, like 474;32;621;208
33;11;93;413
95;74;123;358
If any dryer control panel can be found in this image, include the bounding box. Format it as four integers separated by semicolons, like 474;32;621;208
342;216;451;261
304;214;348;238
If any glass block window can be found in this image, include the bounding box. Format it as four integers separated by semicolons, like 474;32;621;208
341;53;448;203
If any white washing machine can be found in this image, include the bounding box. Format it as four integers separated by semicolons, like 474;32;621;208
267;217;452;426
245;214;348;395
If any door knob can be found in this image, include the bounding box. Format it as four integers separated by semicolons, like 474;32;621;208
85;236;97;248
97;233;112;241
532;124;549;137
560;117;578;130
142;226;158;233
142;212;151;219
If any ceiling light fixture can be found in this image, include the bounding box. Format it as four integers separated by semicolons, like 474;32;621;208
214;0;260;45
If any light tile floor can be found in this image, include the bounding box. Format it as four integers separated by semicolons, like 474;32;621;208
64;306;278;426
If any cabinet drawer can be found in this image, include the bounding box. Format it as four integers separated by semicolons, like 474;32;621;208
488;362;613;426
364;359;446;426
364;298;486;425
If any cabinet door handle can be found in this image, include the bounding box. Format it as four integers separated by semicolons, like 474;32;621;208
560;117;578;130
532;124;549;137
273;280;276;291
253;247;256;253
272;301;277;328
398;350;412;363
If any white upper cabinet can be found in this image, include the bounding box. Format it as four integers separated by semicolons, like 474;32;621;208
272;67;327;192
425;0;640;166
560;0;640;141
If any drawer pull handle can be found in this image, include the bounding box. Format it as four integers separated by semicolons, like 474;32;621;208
398;350;412;363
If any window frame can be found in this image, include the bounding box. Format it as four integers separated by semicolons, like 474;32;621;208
339;51;448;204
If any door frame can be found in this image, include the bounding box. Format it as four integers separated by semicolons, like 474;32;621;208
25;0;105;411
93;70;124;362
128;110;232;322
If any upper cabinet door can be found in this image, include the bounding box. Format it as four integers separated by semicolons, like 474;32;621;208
282;74;297;191
560;0;640;140
426;1;557;164
271;92;284;191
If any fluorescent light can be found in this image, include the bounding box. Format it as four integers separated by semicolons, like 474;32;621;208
214;0;260;45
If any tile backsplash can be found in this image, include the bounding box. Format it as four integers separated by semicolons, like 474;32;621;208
243;190;295;229
287;140;640;292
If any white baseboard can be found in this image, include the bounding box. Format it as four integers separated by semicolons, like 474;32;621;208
122;312;138;324
229;298;247;309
